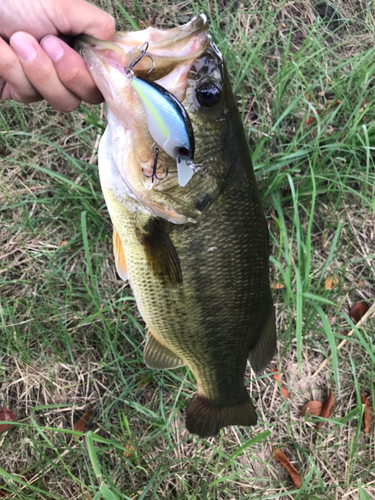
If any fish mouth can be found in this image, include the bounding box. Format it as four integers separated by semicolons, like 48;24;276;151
77;14;209;80
77;14;210;199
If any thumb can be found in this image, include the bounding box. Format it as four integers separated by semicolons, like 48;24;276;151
58;0;115;40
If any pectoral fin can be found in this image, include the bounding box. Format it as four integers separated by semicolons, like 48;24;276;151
144;330;185;369
136;219;182;286
113;226;128;281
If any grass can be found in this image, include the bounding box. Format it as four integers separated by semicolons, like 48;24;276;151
1;0;375;498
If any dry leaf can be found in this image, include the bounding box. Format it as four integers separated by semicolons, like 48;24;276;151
317;391;334;429
349;302;369;323
0;407;16;433
326;99;341;108
300;400;323;417
324;275;338;289
123;440;135;459
360;98;369;112
0;489;8;497
272;369;289;400
136;377;149;389
74;409;92;434
360;393;372;434
136;371;154;389
272;447;302;488
304;110;321;126
60;241;71;250
270;282;285;290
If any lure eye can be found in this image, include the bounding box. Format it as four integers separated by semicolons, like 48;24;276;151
196;82;221;108
178;147;190;157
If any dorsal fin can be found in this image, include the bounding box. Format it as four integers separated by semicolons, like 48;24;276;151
248;302;277;374
136;219;182;286
112;226;128;281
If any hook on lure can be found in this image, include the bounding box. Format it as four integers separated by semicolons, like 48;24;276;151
124;42;155;80
126;42;205;187
142;143;169;182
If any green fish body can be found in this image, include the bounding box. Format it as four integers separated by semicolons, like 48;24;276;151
78;15;276;438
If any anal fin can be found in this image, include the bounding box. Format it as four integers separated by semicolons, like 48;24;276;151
144;330;185;370
113;226;128;281
186;388;257;438
248;301;277;374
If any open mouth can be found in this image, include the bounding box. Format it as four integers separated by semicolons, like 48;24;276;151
77;13;209;81
77;15;210;194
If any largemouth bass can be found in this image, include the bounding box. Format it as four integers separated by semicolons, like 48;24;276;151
77;14;276;438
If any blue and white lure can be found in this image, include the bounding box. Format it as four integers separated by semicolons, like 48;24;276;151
124;43;205;187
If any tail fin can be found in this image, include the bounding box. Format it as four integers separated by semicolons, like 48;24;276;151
186;388;257;438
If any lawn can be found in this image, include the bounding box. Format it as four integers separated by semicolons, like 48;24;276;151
0;0;374;498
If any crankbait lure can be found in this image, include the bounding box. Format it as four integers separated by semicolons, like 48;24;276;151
125;43;204;187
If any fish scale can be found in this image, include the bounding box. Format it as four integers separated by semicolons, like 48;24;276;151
78;14;276;437
109;164;271;403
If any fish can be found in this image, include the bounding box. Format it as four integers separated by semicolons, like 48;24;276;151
77;14;276;438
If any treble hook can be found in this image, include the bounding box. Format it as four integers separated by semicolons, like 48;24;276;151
142;143;169;183
124;42;155;80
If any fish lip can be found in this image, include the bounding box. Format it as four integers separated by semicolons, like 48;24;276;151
75;36;127;74
141;13;209;48
76;13;208;52
75;35;121;52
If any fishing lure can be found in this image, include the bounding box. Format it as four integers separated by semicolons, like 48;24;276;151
124;43;204;187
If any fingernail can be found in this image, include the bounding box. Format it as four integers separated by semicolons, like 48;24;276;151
41;36;64;63
11;32;37;62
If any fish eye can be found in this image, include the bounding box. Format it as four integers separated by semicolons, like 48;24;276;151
196;82;221;108
178;147;190;157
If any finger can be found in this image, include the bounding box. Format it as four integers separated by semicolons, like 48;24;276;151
40;35;103;104
0;36;41;103
58;0;115;40
10;32;81;112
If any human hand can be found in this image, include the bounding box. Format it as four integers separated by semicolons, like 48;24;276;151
0;0;115;111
